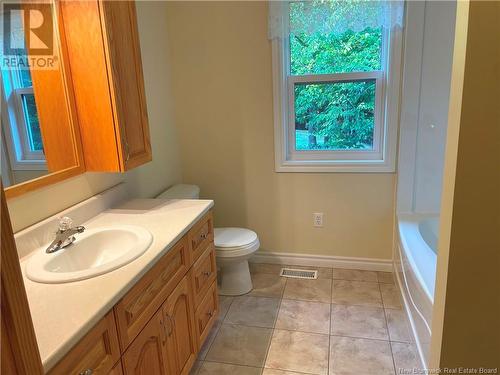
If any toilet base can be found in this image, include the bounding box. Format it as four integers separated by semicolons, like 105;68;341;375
218;260;253;296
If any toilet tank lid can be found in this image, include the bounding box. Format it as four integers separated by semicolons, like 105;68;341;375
156;184;200;199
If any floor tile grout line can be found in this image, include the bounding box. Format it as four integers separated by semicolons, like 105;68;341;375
202;358;263;370
327;281;333;375
214;320;401;343
380;282;398;375
261;277;287;371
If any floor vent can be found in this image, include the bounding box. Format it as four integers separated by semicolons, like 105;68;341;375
280;268;318;280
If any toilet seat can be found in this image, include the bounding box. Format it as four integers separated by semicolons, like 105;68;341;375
214;228;260;258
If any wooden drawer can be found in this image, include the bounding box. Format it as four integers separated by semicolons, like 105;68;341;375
191;244;217;307
48;311;120;375
194;281;219;347
187;211;214;263
114;237;189;351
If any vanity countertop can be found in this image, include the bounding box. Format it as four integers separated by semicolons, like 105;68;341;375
19;198;214;373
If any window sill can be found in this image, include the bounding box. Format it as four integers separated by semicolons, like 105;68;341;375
275;159;396;173
11;160;48;171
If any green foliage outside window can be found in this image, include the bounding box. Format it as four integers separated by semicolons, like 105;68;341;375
21;93;43;152
290;2;382;151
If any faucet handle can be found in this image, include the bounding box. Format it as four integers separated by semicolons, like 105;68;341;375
58;216;73;231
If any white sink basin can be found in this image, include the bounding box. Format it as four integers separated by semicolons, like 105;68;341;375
26;225;153;284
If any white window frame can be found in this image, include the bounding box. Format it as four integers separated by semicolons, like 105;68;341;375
272;2;403;173
1;68;47;171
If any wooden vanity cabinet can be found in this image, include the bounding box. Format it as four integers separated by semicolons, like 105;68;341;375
59;0;151;172
47;211;216;375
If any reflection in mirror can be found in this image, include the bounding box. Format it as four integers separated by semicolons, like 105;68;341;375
1;56;47;186
1;1;84;194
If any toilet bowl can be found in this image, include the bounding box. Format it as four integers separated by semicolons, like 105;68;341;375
214;227;260;295
156;184;260;296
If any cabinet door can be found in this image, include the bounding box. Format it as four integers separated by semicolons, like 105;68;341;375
99;0;151;171
122;309;171;375
163;276;197;375
59;0;151;172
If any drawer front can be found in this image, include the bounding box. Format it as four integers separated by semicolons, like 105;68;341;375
194;281;219;347
187;211;214;263
191;244;217;307
114;237;189;351
48;311;120;375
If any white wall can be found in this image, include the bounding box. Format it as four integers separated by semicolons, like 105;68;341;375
397;1;457;214
166;2;396;260
6;1;181;232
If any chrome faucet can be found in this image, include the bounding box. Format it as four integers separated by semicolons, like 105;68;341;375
46;217;85;254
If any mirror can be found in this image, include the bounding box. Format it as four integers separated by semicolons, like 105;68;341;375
1;1;84;197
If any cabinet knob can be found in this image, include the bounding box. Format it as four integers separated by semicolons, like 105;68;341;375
203;271;211;277
79;370;93;375
207;311;213;318
200;233;208;240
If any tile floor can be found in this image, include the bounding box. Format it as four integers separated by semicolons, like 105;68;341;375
191;264;422;375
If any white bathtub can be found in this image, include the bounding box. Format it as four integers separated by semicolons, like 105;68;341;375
395;214;439;367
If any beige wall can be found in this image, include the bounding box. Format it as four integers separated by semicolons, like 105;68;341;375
6;1;182;232
436;1;500;368
166;2;395;259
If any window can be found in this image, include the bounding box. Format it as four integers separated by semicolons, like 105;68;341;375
1;57;46;170
271;1;403;172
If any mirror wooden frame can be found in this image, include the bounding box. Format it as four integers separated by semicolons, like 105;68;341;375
4;1;85;199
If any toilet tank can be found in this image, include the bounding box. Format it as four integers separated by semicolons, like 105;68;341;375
156;184;200;199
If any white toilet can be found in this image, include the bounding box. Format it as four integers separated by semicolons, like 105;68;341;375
156;184;260;296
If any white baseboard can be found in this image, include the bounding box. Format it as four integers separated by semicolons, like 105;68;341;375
250;250;393;272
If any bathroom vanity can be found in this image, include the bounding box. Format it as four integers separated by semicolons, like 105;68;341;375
15;191;217;375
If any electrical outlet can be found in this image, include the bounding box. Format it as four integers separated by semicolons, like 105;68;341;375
313;212;324;227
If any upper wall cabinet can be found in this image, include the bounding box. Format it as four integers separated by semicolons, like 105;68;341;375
59;0;152;172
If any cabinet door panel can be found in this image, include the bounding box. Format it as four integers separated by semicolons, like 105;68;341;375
163;276;197;375
122;309;170;375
